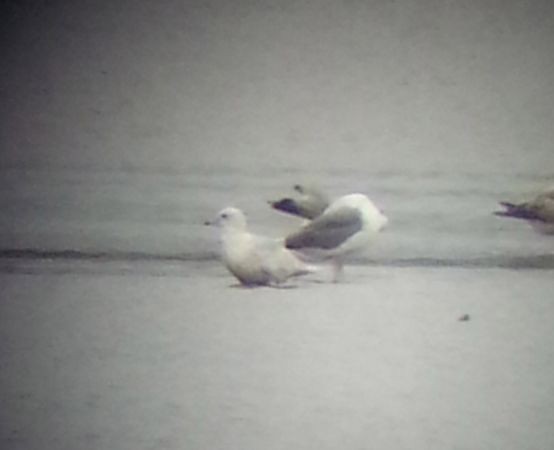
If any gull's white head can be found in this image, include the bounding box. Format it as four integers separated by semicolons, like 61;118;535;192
332;193;388;232
205;207;248;230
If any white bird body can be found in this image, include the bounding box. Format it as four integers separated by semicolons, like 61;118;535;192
207;207;314;286
323;192;388;243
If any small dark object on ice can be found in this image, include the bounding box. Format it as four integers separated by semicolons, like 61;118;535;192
458;314;470;322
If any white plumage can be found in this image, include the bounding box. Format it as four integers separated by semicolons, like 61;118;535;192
206;207;314;286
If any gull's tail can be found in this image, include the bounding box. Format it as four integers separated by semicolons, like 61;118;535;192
268;198;304;218
268;185;329;220
494;201;541;221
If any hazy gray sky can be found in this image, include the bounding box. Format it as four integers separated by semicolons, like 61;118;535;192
1;0;553;174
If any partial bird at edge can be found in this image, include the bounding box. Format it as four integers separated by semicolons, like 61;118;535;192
494;186;554;235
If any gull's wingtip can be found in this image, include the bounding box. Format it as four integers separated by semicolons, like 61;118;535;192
269;197;303;217
494;201;539;221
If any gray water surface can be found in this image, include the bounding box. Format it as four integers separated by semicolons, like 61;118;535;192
0;165;552;272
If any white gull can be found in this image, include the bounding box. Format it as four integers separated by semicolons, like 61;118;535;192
205;207;315;286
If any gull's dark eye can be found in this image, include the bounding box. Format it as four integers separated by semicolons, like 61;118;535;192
221;213;228;219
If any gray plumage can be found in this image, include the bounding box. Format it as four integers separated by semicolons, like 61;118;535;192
285;207;362;250
282;193;388;282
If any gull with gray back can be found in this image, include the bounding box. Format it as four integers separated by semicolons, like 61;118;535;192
285;193;388;281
